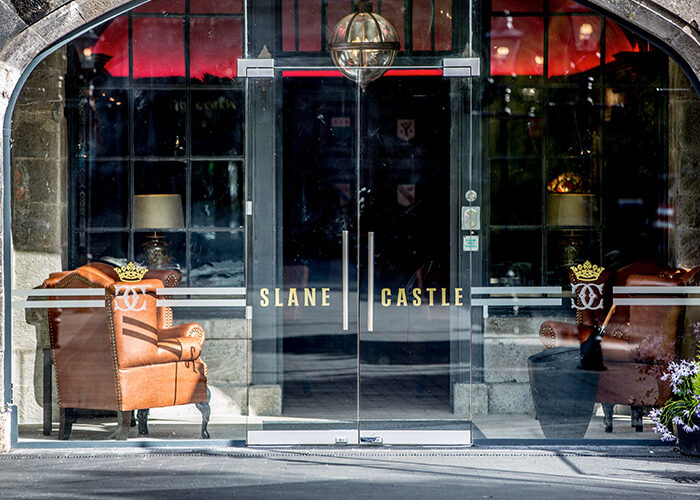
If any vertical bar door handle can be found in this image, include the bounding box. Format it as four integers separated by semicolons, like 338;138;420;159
368;232;374;332
342;230;349;331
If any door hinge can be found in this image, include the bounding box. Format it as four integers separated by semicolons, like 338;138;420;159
443;57;480;77
237;58;274;78
246;305;253;320
246;201;253;216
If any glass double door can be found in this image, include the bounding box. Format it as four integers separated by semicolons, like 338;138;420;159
248;69;472;445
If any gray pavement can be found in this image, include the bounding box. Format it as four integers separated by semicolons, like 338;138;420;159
0;446;698;499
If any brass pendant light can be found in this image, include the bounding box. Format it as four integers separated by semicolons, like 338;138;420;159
328;0;401;90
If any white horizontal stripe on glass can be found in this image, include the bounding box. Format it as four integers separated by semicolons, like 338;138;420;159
12;289;105;297
471;287;562;295
613;286;700;294
613;298;700;306
156;299;246;308
471;298;562;306
155;287;246;296
12;300;105;309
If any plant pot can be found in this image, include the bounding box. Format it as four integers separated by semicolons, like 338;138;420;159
677;423;700;457
528;347;599;438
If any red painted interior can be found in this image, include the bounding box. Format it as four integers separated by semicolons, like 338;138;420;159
90;0;640;80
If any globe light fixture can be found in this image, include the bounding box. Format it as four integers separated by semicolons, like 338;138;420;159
328;0;401;90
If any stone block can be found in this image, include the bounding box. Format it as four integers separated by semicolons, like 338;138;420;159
249;384;282;416
14;251;61;289
76;0;139;24
676;226;700;268
453;382;488;416
485;316;547;336
13;159;65;204
201;338;248;385
181;317;248;340
488;382;535;415
28;3;87;48
12;202;64;252
0;2;27;50
0;26;48;82
10;111;64;160
484;335;542;383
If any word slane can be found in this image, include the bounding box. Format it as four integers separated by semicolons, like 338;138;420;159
258;288;464;307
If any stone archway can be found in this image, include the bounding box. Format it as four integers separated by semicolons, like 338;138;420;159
0;0;698;451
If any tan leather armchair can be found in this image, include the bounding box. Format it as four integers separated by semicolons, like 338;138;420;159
539;260;698;433
44;263;210;440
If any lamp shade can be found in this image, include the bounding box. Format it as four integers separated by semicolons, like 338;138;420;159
133;194;184;228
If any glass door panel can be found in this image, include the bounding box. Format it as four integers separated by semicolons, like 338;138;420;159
358;74;472;445
247;71;360;445
247;67;472;446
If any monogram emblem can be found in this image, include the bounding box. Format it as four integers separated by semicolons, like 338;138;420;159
114;285;148;312
397;119;415;141
571;283;604;310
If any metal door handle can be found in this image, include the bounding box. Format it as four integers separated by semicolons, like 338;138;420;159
342;230;349;331
368;232;374;332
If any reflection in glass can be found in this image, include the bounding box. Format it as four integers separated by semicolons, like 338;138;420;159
489;160;541;225
134;90;187;157
134;161;186;200
82;161;128;228
190;18;243;83
489;230;541;286
190;232;245;287
191;90;244;156
75;231;129;266
133;17;185;82
490;16;544;77
192;161;244;228
75;89;128;158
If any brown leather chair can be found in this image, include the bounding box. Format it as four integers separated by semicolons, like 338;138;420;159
43;262;210;440
539;260;699;433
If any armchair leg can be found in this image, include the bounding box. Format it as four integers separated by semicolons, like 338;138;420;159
137;409;149;436
58;408;77;440
130;410;136;427
602;403;615;433
116;411;131;440
631;405;644;432
196;389;211;439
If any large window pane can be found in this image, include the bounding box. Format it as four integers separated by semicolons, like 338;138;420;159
134;90;187;157
133;17;185;82
192;161;244;228
80;161;129;228
490;160;542;225
190;231;245;286
190;18;243;83
191;90;244;156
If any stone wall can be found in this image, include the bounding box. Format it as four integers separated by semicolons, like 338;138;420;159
10;47;67;423
668;61;700;268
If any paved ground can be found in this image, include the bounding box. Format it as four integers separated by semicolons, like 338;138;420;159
0;446;698;499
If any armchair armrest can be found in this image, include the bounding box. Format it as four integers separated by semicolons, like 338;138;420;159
539;321;588;349
155;336;202;363
158;323;206;345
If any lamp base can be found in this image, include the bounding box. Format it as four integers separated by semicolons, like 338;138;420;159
142;233;172;269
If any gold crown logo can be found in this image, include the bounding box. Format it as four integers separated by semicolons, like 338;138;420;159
570;261;604;282
114;262;148;282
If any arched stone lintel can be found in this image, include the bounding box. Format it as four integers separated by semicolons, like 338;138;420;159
583;0;700;84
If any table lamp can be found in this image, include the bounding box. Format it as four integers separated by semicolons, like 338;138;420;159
134;194;184;269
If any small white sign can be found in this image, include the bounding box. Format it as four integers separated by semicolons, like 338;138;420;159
463;235;479;252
